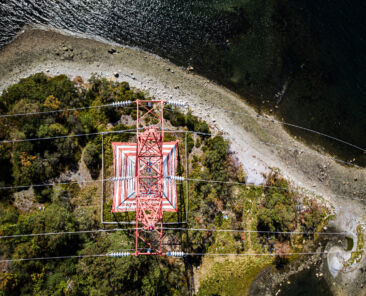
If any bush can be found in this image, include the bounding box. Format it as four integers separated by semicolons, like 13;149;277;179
257;192;296;239
187;133;194;154
83;143;101;179
34;187;53;203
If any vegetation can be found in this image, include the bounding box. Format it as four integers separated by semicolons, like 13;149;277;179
0;74;330;295
345;224;365;267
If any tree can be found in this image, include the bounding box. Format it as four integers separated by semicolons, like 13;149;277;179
257;193;296;240
83;143;101;179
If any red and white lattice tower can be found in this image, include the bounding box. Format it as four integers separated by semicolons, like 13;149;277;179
111;100;179;256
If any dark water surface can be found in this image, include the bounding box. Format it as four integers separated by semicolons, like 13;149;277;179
0;0;365;164
277;266;332;296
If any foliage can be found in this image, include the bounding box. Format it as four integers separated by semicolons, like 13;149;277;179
0;73;330;296
83;143;101;179
345;225;365;267
197;256;273;296
257;192;296;235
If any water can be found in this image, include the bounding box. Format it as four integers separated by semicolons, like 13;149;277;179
0;0;365;164
277;266;332;296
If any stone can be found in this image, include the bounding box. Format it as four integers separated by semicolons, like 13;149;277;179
187;65;194;72
113;72;119;78
108;48;117;54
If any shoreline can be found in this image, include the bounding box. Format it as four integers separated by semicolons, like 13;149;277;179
0;27;365;294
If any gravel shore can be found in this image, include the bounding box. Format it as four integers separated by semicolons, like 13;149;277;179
0;27;365;294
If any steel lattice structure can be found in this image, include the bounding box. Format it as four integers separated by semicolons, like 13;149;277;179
135;100;165;255
111;100;179;256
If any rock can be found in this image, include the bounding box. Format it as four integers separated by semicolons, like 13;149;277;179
174;85;180;89
113;72;119;78
187;65;194;72
62;46;68;51
64;53;74;60
108;48;116;54
45;69;50;73
73;76;84;85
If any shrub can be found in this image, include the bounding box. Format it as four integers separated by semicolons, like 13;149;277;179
83;143;101;179
34;187;53;203
187;133;194;154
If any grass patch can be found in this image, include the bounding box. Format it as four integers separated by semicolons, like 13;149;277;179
346;225;365;266
197;256;273;296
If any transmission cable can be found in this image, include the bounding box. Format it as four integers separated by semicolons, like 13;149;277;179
2;249;365;263
0;103;135;119
0;128;139;144
184;249;366;257
0;175;363;202
0;228;140;239
162;227;347;236
184;177;365;201
223;109;366;153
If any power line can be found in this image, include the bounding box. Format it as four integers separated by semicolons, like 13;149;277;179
0;254;108;263
257;140;364;169
185;250;366;256
259;115;366;153
0;174;363;202
163;129;212;136
224;109;366;153
1;104;362;174
0;180;95;190
0;228;139;239
185;177;365;201
0;128;139;144
2;249;364;263
0;103;135;119
0;128;206;145
1;97;363;165
163;227;347;236
0;102;184;119
0;227;345;240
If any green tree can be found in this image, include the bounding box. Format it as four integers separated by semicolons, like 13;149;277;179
83;143;101;179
